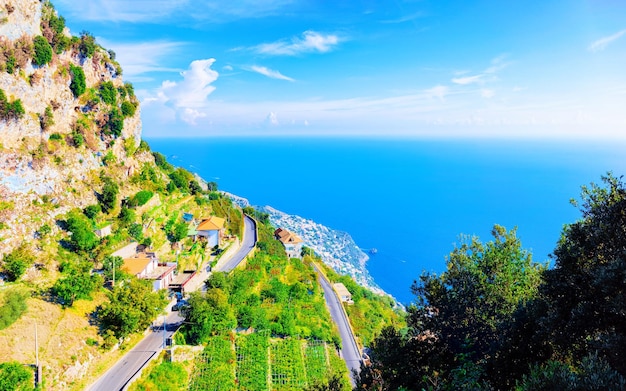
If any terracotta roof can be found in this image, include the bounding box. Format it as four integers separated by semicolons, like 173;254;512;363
274;228;303;244
197;216;226;231
122;256;153;276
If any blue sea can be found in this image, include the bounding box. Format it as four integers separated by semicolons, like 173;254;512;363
146;137;625;304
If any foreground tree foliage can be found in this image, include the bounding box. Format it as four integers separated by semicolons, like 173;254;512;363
358;174;626;390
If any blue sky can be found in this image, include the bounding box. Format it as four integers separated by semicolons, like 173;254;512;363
52;0;626;139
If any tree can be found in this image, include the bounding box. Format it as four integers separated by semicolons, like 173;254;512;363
66;212;98;252
362;225;545;390
182;289;237;344
103;255;124;283
32;35;53;66
1;246;34;282
69;64;86;97
128;223;143;241
78;31;96;58
0;288;29;330
98;278;166;339
52;260;102;306
170;221;188;243
537;174;626;376
100;177;119;213
104;108;123;137
0;361;33;391
83;204;101;220
99;81;117;105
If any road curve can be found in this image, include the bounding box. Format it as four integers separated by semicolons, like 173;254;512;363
89;216;257;391
217;215;257;272
313;263;362;384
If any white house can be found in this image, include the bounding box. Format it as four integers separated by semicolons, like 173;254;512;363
274;228;303;259
94;224;112;238
196;216;225;248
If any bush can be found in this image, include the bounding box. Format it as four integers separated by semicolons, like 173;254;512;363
32;35;53;66
131;190;154;207
0;361;33;391
83;204;101;220
0;289;29;330
100;177;119;213
152;152;173;172
49;132;62;141
40;106;54;130
66;212;99;252
78;31;96;58
2;247;33;282
69;64;86;97
105;108;123;137
99;81;117;105
120;100;137;117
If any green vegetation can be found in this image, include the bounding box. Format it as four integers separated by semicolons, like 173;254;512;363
100;176;119;213
98;279;167;339
65;210;99;252
99;81;117;105
121;100;137;117
0;89;25;121
1;246;34;282
357;174;626;391
189;332;350;391
105;108;124;137
53;259;102;306
40;106;54;130
0;361;34;391
69;64;86;97
32;35;53;66
130;190;154;207
78;31;97;58
0;288;29;330
131;360;188;391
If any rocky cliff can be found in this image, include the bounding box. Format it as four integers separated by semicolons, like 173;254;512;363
0;0;147;256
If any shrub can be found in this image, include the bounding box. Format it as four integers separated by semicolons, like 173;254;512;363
0;361;33;390
131;190;154;207
40;106;54;130
69;64;86;97
49;132;62;141
152;152;173;172
120;100;136;117
100;177;119;213
66;212;98;252
32;35;53;66
78;31;96;58
0;289;29;330
105;108;124;137
2;247;33;282
71;128;84;147
83;204;101;220
99;81;117;105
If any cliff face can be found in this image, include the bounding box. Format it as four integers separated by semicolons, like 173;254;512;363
0;0;146;255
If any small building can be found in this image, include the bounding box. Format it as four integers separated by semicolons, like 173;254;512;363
333;283;354;304
196;216;226;248
94;224;112;238
122;253;158;279
274;228;304;259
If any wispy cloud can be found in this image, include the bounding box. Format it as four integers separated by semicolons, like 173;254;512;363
451;55;511;85
452;74;483;85
424;85;449;101
247;65;295;81
252;31;341;56
588;29;626;52
98;39;185;79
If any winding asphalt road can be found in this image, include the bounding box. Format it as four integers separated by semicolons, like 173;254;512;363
88;216;257;391
314;263;362;384
217;215;257;272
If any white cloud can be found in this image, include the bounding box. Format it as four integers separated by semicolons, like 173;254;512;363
157;59;219;109
248;65;295;81
588;29;626;52
253;31;341;56
452;74;483;85
98;39;184;79
223;65;234;71
181;108;207;125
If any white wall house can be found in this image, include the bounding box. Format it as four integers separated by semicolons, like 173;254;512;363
196;216;226;248
274;228;304;259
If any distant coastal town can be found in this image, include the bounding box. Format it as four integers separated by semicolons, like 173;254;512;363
225;193;385;296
